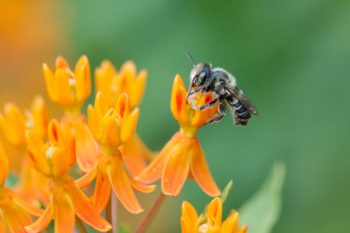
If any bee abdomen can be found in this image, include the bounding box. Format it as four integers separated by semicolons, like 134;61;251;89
229;98;251;125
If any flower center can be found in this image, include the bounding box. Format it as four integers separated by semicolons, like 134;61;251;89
198;223;209;233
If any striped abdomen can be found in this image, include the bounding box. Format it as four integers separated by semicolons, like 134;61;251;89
229;98;251;125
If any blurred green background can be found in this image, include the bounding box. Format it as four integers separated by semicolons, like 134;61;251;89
1;0;350;232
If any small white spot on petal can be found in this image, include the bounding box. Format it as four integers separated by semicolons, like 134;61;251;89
45;147;55;158
198;223;209;233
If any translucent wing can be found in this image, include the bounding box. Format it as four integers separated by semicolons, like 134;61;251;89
225;85;258;115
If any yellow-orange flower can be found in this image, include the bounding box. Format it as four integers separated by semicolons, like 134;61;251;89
25;119;111;233
0;96;47;147
137;74;221;197
95;60;152;176
0;96;49;204
95;60;147;108
43;55;91;110
181;198;247;233
0;140;42;233
77;92;155;214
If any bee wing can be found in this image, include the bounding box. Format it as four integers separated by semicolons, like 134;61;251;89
225;86;258;115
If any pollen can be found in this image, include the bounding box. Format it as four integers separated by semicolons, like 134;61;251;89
198;223;209;233
45;146;55;158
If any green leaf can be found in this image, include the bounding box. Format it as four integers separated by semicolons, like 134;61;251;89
221;180;234;205
239;161;286;233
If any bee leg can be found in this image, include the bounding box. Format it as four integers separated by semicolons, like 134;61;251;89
192;97;219;111
204;99;226;125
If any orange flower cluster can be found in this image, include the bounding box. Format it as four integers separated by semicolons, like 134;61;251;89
0;55;246;233
181;198;247;233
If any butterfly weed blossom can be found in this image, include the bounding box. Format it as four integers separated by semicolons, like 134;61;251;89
0;55;249;233
137;74;221;197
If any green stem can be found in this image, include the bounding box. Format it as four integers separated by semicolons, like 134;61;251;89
135;193;165;233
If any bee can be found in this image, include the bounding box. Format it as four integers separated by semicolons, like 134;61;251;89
185;53;257;125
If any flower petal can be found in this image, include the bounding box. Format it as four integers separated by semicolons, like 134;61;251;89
69;182;111;232
121;108;139;143
25;130;50;176
53;68;73;105
0;215;6;233
221;211;239;233
108;158;143;214
75;121;99;172
92;172;111;213
75;55;91;102
0;140;9;184
3;203;32;233
122;134;153;177
25;203;53;233
42;63;57;102
206;198;222;227
130;69;147;107
170;75;188;124
75;167;97;188
130;178;156;193
54;193;75;233
161;138;192;197
191;140;221;197
181;201;199;228
137;132;182;183
13;193;43;217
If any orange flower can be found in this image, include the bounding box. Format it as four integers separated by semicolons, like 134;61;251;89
43;55;91;110
95;60;147;108
77;92;155;214
0;140;42;233
25;119;111;233
0;96;49;204
0;96;47;147
95;59;152;176
137;75;221;197
181;198;247;233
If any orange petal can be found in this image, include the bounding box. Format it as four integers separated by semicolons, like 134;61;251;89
42;63;57;102
92;172;111;213
25;130;50;176
121;108;139;143
101;112;121;146
53;68;73;105
0;216;6;233
238;224;248;233
75;122;99;172
53;193;75;233
95;60;115;96
75;55;91;102
181;201;199;232
0;140;9;184
206;198;222;227
108;158;143;214
69;182;111;232
222;211;239;233
170;75;187;123
31;96;48;139
55;56;69;69
137;132;182;183
13;194;43;217
3;203;32;233
130;69;147;107
130;178;156;193
75;167;97;188
191;141;221;197
25;203;53;233
161;138;192;197
122;134;152;177
115;93;130;120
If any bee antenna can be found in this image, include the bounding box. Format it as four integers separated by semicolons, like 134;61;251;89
185;52;197;66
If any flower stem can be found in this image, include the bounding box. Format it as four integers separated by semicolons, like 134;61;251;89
107;193;119;233
112;192;118;233
76;218;88;233
135;192;165;233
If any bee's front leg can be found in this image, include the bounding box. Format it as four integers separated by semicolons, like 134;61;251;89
204;99;226;125
191;97;219;111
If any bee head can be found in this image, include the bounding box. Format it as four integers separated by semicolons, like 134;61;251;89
190;63;211;88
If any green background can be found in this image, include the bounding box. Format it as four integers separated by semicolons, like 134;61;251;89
11;0;350;232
